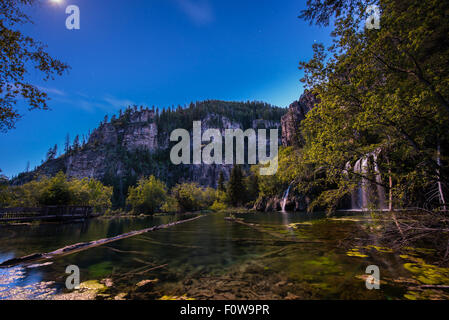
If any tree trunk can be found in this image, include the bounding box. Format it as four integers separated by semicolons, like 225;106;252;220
437;142;447;211
389;173;393;211
387;156;393;211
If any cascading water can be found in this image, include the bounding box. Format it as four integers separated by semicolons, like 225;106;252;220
348;149;388;211
281;184;292;213
374;157;387;210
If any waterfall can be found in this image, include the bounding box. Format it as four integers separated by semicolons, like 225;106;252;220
349;149;387;211
351;159;363;210
361;157;369;209
282;184;292;213
373;153;387;210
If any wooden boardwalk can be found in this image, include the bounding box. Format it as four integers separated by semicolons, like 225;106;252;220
0;206;95;223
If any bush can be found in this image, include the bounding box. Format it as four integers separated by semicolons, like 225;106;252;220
210;200;227;212
0;172;113;211
127;176;167;214
201;187;218;208
171;183;204;212
38;172;72;206
0;184;11;207
70;178;113;212
161;195;180;213
170;183;222;212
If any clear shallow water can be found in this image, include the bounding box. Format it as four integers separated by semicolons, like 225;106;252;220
0;212;447;300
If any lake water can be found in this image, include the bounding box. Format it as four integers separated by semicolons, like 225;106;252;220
0;212;447;300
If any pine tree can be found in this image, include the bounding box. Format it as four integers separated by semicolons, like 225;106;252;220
64;133;70;153
46;144;57;161
245;173;259;202
217;171;225;192
227;165;246;206
73;135;80;150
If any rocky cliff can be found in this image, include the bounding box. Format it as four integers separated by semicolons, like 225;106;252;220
14;100;286;206
14;95;319;209
281;90;319;147
254;91;320;212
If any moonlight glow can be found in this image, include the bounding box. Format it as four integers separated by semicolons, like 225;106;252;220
49;0;63;4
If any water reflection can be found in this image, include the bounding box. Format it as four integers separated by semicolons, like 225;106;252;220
0;212;437;300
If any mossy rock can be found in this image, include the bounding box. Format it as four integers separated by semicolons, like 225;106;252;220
287;222;313;229
79;280;107;291
403;247;436;256
401;255;449;285
346;248;368;258
404;289;449;300
159;295;195;300
364;245;394;253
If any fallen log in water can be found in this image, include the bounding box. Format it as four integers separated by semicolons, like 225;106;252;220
0;215;204;269
224;216;324;243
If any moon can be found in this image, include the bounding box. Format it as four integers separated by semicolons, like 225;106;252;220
49;0;63;4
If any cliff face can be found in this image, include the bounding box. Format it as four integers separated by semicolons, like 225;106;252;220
16;101;286;193
63;110;159;181
253;91;320;212
12;97;322;210
88;110;158;152
281;90;319;147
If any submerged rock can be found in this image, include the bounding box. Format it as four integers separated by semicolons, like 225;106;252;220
114;293;128;300
101;278;114;288
79;280;107;291
136;279;159;292
52;280;108;301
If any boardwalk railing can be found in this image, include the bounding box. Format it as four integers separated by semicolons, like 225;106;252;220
0;206;94;222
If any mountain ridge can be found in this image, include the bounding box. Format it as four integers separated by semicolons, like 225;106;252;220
11;94;316;208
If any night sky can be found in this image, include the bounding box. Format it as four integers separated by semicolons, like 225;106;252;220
0;0;331;178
